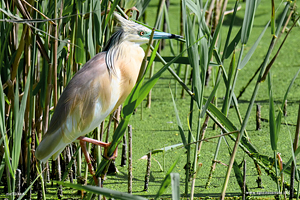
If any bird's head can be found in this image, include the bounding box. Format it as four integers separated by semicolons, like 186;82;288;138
103;13;182;74
114;13;182;45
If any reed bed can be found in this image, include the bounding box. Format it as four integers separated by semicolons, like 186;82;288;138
1;0;300;199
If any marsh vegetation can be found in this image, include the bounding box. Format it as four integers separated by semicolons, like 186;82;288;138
1;0;300;199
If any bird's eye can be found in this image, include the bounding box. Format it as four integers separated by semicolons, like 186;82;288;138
139;31;144;36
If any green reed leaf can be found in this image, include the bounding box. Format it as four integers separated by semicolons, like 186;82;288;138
56;182;148;200
241;0;258;44
268;73;277;151
155;159;178;199
170;87;187;148
239;21;270;70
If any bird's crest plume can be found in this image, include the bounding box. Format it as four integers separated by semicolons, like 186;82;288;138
103;13;151;75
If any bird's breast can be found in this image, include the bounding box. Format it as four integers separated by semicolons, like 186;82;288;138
112;43;144;109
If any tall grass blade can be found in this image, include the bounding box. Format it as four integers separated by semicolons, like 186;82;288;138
241;0;258;44
239;21;270;69
141;143;184;157
223;28;241;60
275;2;290;37
233;160;248;193
0;78;13;179
12;68;31;171
206;100;238;132
200;78;220;118
151;56;219;66
187;17;201;109
153;0;164;30
185;0;197;14
271;0;275;35
278;69;300;174
0;74;6;145
75;16;86;64
88;0;95;58
104;0;121;29
222;51;236;115
170;87;187;148
56;182;148;200
93;0;102;46
163;5;177;56
135;0;151;17
267;73;277;151
280;140;300;175
208;14;224;62
0;154;5;181
155;159;178;199
222;0;240;60
198;33;208;106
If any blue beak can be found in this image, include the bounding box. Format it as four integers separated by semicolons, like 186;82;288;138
153;31;182;39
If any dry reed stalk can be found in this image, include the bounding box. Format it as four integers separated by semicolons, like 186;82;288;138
143;152;151;191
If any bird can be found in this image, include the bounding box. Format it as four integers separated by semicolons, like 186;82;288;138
35;12;182;183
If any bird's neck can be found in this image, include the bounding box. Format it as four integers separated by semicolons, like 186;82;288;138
110;40;145;111
105;40;143;74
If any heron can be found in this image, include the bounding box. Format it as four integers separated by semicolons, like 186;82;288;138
35;12;182;184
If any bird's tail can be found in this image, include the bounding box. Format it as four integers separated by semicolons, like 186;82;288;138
35;130;69;163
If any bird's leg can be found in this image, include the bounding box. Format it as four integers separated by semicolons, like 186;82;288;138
79;139;99;185
78;136;118;160
78;136;118;184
